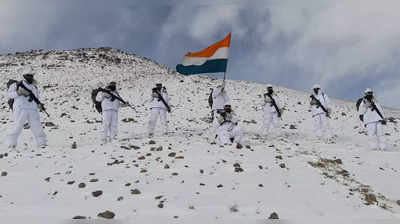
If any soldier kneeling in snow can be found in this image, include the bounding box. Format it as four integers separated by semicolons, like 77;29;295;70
358;88;387;151
215;105;244;148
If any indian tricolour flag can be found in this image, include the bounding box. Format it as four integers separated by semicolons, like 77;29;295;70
176;33;231;75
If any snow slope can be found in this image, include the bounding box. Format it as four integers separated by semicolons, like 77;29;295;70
0;48;399;224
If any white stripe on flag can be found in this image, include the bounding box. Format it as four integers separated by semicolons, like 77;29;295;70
182;47;230;66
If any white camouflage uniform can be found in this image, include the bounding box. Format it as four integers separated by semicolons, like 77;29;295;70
148;88;170;135
359;97;386;150
212;86;229;127
263;92;282;136
310;88;333;139
216;111;244;145
96;90;122;142
7;80;47;148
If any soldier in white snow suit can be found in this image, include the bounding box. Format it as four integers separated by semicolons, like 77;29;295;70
215;105;244;148
263;84;283;137
309;84;333;140
211;83;229;126
96;81;127;143
358;89;387;150
148;83;170;137
7;73;47;149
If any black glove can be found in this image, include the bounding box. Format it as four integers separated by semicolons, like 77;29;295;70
381;119;387;125
359;115;364;122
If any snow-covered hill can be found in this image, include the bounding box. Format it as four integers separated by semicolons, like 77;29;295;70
0;48;399;224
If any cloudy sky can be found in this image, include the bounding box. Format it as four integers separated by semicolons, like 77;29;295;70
1;0;399;108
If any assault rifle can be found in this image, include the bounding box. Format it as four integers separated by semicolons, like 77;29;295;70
265;93;282;119
98;88;137;112
17;82;50;117
310;94;330;118
153;89;171;113
366;98;386;125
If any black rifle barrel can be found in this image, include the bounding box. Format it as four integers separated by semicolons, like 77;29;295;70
18;82;50;117
311;94;329;117
266;94;282;118
99;88;137;112
154;90;171;112
368;99;385;120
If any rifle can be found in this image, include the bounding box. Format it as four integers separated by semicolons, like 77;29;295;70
154;90;171;113
17;82;50;117
366;99;386;124
310;94;330;118
266;93;282;119
99;88;137;112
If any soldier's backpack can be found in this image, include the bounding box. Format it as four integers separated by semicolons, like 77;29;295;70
91;88;102;113
356;97;363;111
6;79;18;111
208;90;213;108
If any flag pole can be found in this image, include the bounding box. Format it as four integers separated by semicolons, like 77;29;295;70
223;72;226;88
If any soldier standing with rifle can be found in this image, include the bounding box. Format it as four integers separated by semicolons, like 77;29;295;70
96;81;131;144
148;83;171;137
309;84;333;141
263;84;283;137
7;72;47;149
358;88;387;150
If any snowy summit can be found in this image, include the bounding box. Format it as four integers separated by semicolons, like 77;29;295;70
0;48;400;223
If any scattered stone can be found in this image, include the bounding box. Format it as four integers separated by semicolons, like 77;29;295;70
45;177;51;182
396;200;400;206
175;156;184;159
92;190;103;197
258;184;264;187
1;171;7;177
217;184;223;188
122;118;136;123
155;195;163;200
365;193;377;205
164;164;170;169
71;142;77;149
130;145;141;150
229;204;239;212
72;216;86;219
279;163;286;168
289;124;297;129
117;196;124;201
269;212;279;219
131;189;141;195
168;152;176;157
275;155;283;160
44;122;56;127
67;181;75;185
334;159;343;165
78;183;86;188
89;178;98;182
158;203;164;208
97;210;115;219
149;140;156;144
